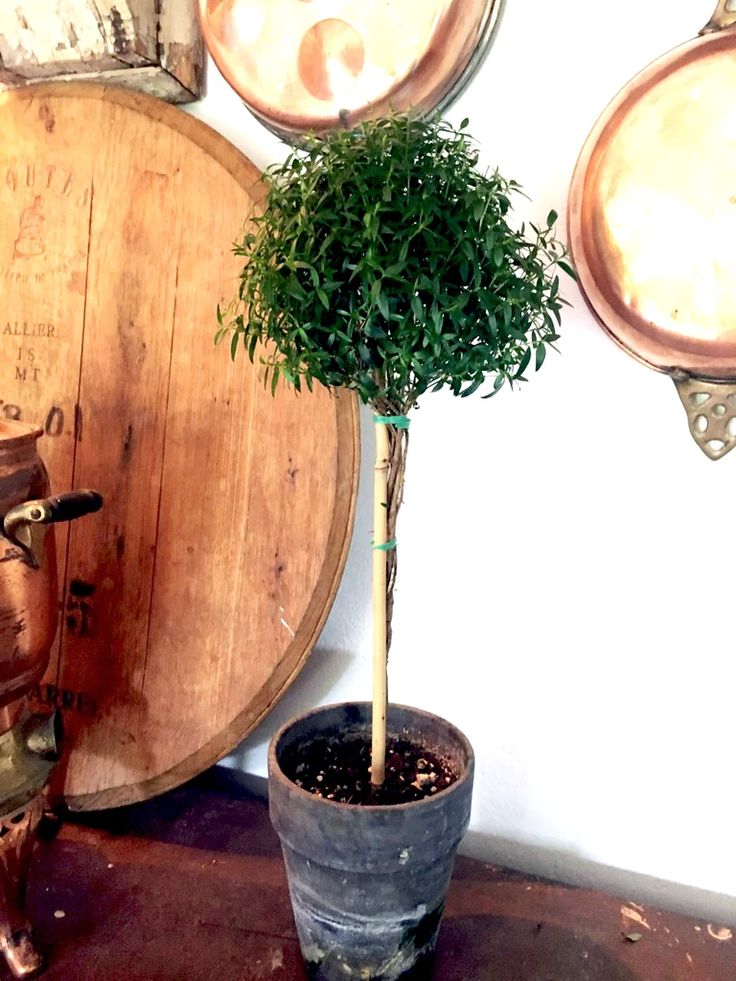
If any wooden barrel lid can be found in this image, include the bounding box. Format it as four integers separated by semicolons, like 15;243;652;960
0;83;359;810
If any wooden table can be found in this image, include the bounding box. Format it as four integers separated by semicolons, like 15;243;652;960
20;769;735;980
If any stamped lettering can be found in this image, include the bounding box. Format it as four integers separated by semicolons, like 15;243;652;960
4;164;88;209
3;322;56;338
0;400;83;441
3;322;59;391
14;365;41;383
29;682;97;716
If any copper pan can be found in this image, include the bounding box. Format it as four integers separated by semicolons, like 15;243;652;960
568;0;736;460
198;0;505;142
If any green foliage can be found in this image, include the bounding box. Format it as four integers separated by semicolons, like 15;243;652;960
218;114;572;411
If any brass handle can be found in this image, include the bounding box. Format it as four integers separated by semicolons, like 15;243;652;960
700;0;736;34
24;490;103;525
673;375;736;460
3;490;103;567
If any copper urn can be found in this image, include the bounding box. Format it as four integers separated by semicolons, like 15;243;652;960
0;420;101;978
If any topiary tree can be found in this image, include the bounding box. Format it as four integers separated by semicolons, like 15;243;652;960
218;114;573;792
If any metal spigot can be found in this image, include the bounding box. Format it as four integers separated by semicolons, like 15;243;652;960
4;491;103;568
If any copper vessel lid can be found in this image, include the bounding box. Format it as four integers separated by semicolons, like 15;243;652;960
0;421;43;449
198;0;504;140
569;26;736;381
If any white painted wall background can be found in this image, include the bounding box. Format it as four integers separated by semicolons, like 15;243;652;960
187;0;736;926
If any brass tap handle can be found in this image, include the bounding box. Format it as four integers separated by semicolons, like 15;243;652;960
3;490;103;567
32;490;103;525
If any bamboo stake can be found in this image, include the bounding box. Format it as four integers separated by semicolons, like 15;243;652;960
371;419;390;788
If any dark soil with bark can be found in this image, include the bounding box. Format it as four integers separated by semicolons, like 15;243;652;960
281;733;458;805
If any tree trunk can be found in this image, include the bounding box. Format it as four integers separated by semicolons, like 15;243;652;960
370;411;409;788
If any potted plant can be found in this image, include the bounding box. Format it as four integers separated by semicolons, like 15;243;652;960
218;114;571;979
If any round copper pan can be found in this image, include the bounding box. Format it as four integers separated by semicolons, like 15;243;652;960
198;0;505;141
568;2;736;459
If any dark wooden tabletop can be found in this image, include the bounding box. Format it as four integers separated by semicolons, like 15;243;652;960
19;769;735;980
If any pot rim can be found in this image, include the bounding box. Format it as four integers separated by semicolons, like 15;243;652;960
268;700;474;813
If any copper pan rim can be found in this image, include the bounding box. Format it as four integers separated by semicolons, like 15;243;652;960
574;272;736;384
198;0;506;142
431;0;506;118
568;26;736;381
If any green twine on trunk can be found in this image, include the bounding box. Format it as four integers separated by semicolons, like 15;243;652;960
373;415;410;429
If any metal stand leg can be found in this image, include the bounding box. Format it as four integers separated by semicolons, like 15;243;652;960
0;798;45;979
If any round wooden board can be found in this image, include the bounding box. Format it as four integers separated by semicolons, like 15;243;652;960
0;83;359;810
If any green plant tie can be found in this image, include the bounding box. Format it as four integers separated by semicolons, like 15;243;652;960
372;538;397;551
373;415;410;429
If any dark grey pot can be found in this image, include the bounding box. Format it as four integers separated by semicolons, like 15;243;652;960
268;702;474;981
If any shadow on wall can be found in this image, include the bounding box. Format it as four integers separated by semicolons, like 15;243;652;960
460;828;736;929
236;645;358;753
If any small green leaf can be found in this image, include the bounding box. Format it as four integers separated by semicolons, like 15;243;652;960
460;375;484;398
230;330;240;362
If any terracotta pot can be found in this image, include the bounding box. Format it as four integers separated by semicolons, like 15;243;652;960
268;702;474;980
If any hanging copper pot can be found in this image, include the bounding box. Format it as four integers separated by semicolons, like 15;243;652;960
568;0;736;460
198;0;505;141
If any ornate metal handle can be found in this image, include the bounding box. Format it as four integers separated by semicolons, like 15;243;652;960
3;490;103;567
673;376;736;460
700;0;736;34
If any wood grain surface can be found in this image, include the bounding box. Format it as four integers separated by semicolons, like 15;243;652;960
0;83;359;811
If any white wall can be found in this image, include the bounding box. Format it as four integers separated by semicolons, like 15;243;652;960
190;0;736;925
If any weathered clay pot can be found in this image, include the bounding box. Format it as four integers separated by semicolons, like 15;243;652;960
268;702;474;980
